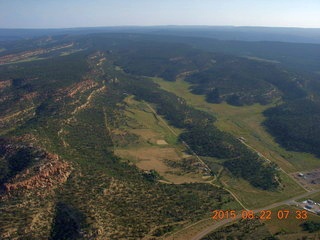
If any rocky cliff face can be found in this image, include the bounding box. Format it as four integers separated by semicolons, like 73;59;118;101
0;139;72;197
4;158;71;193
0;139;73;239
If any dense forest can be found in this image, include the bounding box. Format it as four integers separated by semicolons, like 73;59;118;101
179;125;279;190
186;56;306;106
263;98;320;157
113;41;214;81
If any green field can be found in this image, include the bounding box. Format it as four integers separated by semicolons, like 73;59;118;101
60;49;84;56
122;96;183;146
114;96;208;184
1;56;46;65
153;77;320;173
220;170;305;209
152;77;319;208
119;89;305;209
298;192;320;203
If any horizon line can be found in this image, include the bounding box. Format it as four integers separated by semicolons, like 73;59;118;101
1;25;320;30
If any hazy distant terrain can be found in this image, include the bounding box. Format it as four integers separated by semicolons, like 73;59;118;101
1;26;320;43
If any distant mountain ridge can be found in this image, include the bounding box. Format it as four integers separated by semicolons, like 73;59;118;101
1;26;320;44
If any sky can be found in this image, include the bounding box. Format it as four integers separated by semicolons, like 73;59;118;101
0;0;320;29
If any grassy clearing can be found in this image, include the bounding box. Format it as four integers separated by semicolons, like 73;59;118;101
115;147;203;184
219;169;305;209
298;192;320;203
153;77;320;172
123;96;182;146
245;56;280;63
0;57;46;66
16;57;45;63
153;77;310;208
59;49;84;56
115;96;205;184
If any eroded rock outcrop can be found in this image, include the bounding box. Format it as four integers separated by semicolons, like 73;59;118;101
54;79;98;102
0;139;72;196
4;158;71;193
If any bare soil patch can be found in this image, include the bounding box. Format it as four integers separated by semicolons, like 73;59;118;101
156;139;168;145
115;147;203;184
292;168;320;190
129;129;159;141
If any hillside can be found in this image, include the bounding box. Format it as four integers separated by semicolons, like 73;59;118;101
264;98;320;157
185;55;305;105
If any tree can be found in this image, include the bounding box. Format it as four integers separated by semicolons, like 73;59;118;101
206;88;222;103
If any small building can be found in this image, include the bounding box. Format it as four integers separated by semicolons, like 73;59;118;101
298;173;304;177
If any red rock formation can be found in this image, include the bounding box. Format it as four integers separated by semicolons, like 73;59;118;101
0;141;72;196
0;80;12;90
4;159;72;193
21;92;39;101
